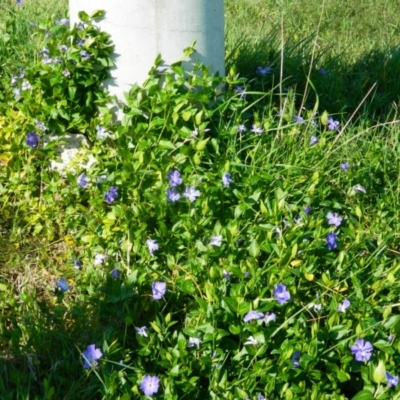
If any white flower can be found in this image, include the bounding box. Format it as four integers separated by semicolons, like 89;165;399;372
209;235;222;247
21;80;32;91
251;125;264;134
326;212;342;227
96;125;110;139
188;337;201;349
313;304;322;312
244;336;259;345
135;326;148;337
146;239;159;256
183;186;200;202
353;184;366;194
263;312;277;325
94;254;107;265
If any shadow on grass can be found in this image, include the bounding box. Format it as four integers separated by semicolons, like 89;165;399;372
227;32;400;123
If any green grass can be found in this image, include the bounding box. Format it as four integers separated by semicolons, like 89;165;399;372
1;1;400;399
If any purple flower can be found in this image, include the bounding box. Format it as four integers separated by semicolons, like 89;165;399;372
82;344;103;369
386;372;399;388
77;22;85;31
16;0;22;6
337;299;351;313
80;50;91;60
326;212;342;227
104;187;118;204
166;188;181;202
235;86;246;99
146;239;159;256
77;172;89;189
310;136;318;146
77;38;85;47
168;170;182;187
291;350;301;367
251;125;264;134
388;334;394;343
26;131;39;147
152;281;166;300
222;270;231;280
350;339;373;362
341;162;349;172
96;126;109;139
110;268;121;279
140;375;160;396
304;205;311;214
274;283;290;304
326;232;338;250
263;312;277;325
294;115;305;124
209;235;222;247
183;186;200;202
256;66;272;75
56;278;72;291
135;326;148;337
56;18;70;26
21;80;32;91
319;68;329;75
243;310;264;322
327;117;340;131
237;124;247;133
222;173;233;188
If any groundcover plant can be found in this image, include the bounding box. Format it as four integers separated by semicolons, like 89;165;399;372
1;1;400;400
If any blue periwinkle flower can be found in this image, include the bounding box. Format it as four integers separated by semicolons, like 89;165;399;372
326;212;342;227
16;0;22;6
341;162;349;172
294;115;305;124
146;239;159;256
326;232;338;250
256;66;272;75
291;350;301;367
77;173;89;189
386;372;399;388
222;173;233;187
237;124;247;133
104;187;118;204
82;344;102;369
56;278;71;291
140;375;160;396
209;235;222;247
166;188;181;202
310;136;318;146
243;310;264;322
183;186;200;202
274;283;290;304
80;50;91;60
135;326;148;337
168;170;182;187
350;339;373;362
110;268;121;279
327;117;340;131
152;282;166;300
26;131;39;147
251;125;264;134
304;205;311;214
337;299;351;313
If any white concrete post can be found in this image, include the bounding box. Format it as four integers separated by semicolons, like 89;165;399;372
69;0;225;100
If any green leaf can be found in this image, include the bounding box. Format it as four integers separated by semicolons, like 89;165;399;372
351;390;374;400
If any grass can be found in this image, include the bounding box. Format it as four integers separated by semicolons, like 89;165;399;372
1;0;400;398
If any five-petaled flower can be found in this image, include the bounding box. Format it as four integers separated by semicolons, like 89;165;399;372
135;326;148;337
96;125;109;139
244;336;259;345
386;372;399;388
168;170;182;187
146;239;159;256
104;187;118;204
326;232;338;250
294;115;305;124
337;299;351;313
243;310;264;322
94;254;107;265
341;162;349;172
209;235;222;247
183;186;200;202
256;66;272;75
152;281;166;300
77;172;89;189
56;278;71;291
140;375;160;396
310;136;318;146
110;268;121;279
80;50;91;60
274;283;291;305
326;212;342;227
304;205;311;214
350;339;373;362
327;117;340;131
222;173;233;188
26;131;39;148
166;188;181;202
188;337;201;349
251;125;264;134
82;344;103;369
237;124;247;133
263;312;277;325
